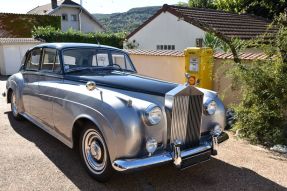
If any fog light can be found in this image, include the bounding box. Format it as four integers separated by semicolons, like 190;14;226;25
146;138;157;156
212;125;222;136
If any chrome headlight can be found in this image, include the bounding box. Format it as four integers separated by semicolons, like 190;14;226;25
204;100;217;115
144;104;162;125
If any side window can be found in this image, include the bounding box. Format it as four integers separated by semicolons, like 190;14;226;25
111;52;134;70
53;54;61;73
26;49;41;71
41;49;61;73
112;54;126;68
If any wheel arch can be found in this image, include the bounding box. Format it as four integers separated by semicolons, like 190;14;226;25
7;88;13;103
71;114;117;160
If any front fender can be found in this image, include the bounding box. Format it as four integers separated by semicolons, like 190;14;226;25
60;84;145;162
6;73;25;113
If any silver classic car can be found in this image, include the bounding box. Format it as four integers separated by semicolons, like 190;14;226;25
3;43;228;182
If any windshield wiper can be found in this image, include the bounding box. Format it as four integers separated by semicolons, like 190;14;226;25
65;67;93;73
65;66;135;74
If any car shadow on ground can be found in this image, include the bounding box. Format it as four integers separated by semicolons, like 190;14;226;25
5;111;286;191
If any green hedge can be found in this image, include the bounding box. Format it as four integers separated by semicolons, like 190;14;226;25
0;13;60;38
32;26;126;48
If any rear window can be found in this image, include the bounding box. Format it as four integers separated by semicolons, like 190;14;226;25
41;48;61;73
26;49;41;71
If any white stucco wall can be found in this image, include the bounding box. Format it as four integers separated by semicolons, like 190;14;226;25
53;7;104;33
127;12;206;51
0;43;40;75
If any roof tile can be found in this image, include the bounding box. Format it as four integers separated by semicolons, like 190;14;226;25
125;49;269;60
0;38;42;44
127;4;276;40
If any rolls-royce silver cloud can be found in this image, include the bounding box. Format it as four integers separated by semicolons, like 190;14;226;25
3;43;228;182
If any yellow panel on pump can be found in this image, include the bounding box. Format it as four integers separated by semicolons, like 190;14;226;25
184;47;213;90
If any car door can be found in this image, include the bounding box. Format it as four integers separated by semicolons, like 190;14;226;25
22;48;42;115
37;48;63;128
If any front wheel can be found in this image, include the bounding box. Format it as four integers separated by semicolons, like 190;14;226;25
79;125;113;182
11;91;22;120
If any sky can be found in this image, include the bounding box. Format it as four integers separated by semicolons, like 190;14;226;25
0;0;186;14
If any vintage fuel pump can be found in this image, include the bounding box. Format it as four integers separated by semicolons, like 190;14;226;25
184;47;213;90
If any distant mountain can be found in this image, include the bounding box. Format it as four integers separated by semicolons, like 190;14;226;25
94;6;161;33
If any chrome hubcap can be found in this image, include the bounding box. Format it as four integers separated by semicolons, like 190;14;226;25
11;92;18;116
82;130;106;174
90;141;102;161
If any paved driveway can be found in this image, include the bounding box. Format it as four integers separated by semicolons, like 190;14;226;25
0;78;286;191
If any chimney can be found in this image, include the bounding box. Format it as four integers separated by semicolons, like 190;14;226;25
51;0;57;9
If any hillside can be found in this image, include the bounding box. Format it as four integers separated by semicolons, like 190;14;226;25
94;6;161;33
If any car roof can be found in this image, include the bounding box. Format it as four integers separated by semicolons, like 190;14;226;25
33;43;122;51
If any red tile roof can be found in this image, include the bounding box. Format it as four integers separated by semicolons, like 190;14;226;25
125;49;268;60
124;49;184;57
127;4;276;41
214;52;268;60
0;38;42;44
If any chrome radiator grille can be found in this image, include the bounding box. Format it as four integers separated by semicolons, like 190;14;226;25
170;94;203;148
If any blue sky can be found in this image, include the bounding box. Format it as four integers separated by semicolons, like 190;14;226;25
0;0;186;14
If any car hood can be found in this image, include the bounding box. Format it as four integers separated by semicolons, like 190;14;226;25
64;72;178;96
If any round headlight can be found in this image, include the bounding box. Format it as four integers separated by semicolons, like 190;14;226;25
144;105;162;125
205;100;217;115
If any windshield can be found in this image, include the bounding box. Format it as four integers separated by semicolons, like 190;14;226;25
62;48;136;73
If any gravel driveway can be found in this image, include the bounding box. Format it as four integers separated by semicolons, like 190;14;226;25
0;77;286;191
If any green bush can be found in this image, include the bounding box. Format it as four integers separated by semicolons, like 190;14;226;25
32;26;126;48
230;14;287;145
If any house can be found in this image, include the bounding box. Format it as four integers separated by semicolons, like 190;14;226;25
126;4;275;51
27;0;104;33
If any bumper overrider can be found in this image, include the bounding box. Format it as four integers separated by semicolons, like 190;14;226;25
113;131;229;172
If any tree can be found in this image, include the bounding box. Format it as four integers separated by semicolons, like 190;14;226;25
188;0;286;19
244;0;287;20
229;14;287;145
213;0;287;19
213;0;245;13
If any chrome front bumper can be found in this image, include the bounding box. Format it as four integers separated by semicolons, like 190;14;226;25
113;132;229;172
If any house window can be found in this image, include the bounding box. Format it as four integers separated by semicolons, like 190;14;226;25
196;38;203;47
62;14;68;21
156;45;175;50
71;14;78;21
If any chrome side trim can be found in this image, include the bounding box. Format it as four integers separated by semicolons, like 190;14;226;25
21;112;73;148
112;144;212;172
